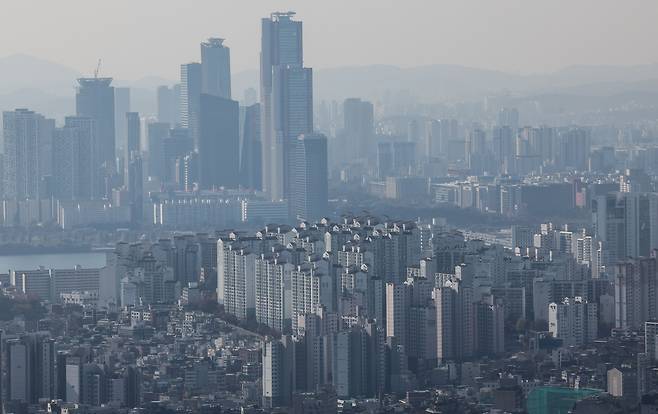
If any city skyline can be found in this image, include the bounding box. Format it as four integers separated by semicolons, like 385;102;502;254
1;4;658;413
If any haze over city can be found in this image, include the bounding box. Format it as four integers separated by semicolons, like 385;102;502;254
1;0;657;79
1;2;658;414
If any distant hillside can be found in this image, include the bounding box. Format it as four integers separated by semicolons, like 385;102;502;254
1;53;658;120
313;63;658;102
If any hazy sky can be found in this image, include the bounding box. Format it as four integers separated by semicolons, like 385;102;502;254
2;0;657;80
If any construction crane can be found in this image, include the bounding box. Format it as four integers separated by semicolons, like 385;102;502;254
94;59;102;78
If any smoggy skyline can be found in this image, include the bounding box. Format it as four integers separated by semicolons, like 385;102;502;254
2;0;657;80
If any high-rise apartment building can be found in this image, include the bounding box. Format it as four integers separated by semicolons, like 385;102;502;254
2;109;55;200
614;257;658;330
255;254;292;332
548;296;598;346
593;192;658;266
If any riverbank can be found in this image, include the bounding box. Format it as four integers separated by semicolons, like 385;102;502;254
0;244;92;256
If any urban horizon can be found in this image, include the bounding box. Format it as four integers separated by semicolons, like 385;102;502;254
0;5;657;414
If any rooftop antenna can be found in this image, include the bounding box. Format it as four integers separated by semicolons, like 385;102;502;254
94;59;102;78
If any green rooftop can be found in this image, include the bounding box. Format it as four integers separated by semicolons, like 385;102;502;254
527;387;602;414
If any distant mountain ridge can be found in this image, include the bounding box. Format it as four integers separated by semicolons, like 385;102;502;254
1;53;658;119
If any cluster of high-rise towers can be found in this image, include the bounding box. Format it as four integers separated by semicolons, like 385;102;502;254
1;11;328;225
163;11;328;221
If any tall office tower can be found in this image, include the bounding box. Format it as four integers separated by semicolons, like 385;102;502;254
260;11;305;200
201;38;231;99
64;117;97;198
6;334;56;404
289;133;328;220
548;296;598;346
614;257;658;330
36;336;56;401
53;126;81;199
2;109;54;200
125;112;141;181
241;103;262;189
7;338;31;403
127;155;143;225
342;98;374;161
272;65;313;200
114;87;130;153
76;77;116;174
498;107;519;131
180;63;202;149
198;93;240;189
157;85;176;125
592;192;658;266
146;122;169;179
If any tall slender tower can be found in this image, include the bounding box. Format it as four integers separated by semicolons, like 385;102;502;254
180;63;202;149
114;87;130;153
201;38;231;99
260;11;311;201
76;77;115;174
